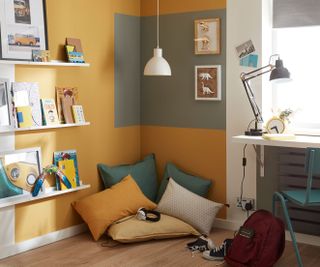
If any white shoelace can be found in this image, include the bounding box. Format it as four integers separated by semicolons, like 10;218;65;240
211;242;226;253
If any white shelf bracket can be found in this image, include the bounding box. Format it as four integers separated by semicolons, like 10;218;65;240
252;144;264;177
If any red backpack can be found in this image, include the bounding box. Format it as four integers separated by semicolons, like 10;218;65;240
225;210;285;267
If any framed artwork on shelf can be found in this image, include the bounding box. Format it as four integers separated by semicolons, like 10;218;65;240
194;18;220;55
0;79;14;131
195;65;221;101
0;0;48;60
53;150;80;189
0;147;42;199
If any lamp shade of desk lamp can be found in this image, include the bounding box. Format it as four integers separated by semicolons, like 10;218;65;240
144;0;171;76
270;58;291;82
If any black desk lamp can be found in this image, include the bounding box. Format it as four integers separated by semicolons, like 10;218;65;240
240;54;290;136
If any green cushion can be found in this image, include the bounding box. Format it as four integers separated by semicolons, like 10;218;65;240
97;154;158;202
156;162;212;203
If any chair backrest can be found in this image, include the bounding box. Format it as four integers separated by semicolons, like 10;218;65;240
304;148;320;203
305;148;320;175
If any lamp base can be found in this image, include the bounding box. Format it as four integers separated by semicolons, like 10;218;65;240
245;129;263;136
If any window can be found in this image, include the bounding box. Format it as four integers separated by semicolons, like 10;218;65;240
272;26;320;132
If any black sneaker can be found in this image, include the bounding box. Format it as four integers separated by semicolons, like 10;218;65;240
186;235;215;252
202;238;233;261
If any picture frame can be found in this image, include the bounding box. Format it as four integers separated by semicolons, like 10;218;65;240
54;150;80;188
194;18;220;55
195;65;221;101
0;78;14;131
0;0;48;61
0;147;42;199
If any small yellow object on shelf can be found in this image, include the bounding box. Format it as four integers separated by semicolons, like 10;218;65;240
262;133;296;141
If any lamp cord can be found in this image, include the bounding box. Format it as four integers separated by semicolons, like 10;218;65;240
240;144;247;202
157;0;159;48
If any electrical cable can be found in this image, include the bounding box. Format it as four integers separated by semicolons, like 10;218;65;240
246;119;256;132
240;144;247;203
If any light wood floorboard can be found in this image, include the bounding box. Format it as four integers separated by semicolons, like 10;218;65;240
0;228;319;267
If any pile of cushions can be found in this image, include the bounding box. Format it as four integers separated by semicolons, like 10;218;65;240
73;154;223;242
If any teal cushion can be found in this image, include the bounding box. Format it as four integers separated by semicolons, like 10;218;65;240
156;162;212;203
97;154;158;202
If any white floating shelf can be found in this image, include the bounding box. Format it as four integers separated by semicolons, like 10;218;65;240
0;60;90;67
0;184;91;209
0;122;90;134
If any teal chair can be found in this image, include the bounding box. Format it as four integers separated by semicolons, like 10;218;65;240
273;147;320;267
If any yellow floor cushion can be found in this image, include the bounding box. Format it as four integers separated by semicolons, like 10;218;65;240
108;214;200;243
73;175;156;241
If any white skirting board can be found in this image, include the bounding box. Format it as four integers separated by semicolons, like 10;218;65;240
214;218;320;247
0;223;88;260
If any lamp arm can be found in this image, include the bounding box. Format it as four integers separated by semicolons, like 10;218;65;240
242;79;263;123
240;63;275;124
241;64;274;81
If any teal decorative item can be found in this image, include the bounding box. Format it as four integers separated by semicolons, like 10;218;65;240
32;165;72;197
97;154;158;202
156;162;212;203
0;160;22;198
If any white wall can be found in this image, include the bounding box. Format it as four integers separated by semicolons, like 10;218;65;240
226;0;272;224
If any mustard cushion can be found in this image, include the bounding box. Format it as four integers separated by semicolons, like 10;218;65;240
73;175;157;241
108;214;200;243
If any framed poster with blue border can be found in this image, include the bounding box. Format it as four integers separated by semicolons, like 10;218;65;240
53;150;80;187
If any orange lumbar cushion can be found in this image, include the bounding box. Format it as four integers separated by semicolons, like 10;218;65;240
72;175;157;241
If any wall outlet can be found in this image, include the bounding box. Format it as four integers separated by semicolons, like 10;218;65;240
237;197;255;211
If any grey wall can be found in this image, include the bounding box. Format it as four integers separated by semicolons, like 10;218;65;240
141;9;226;130
114;14;141;127
274;0;320;28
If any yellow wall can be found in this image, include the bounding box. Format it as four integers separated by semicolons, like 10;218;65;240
141;126;226;218
14;0;141;242
141;0;226;16
13;0;227;242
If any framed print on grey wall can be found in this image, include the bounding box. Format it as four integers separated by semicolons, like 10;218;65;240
195;65;221;101
0;0;48;60
194;18;220;55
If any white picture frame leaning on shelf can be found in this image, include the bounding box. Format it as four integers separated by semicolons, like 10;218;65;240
195;65;222;101
0;147;42;199
0;0;48;60
0;78;14;131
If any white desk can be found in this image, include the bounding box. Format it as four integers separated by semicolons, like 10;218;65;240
232;135;320;148
232;135;320;177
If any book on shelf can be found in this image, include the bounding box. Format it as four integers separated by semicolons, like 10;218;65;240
65;38;85;63
55;87;78;124
54;150;80;189
72;105;85;124
41;99;60;125
57;159;77;189
16;106;33;128
12;82;42;128
32;50;50;62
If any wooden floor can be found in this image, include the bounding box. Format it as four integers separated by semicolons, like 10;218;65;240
0;228;319;267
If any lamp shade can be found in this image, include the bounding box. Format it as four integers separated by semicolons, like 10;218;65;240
269;59;290;82
144;48;171;76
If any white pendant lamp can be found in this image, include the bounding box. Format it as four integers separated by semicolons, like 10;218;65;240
144;0;171;76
